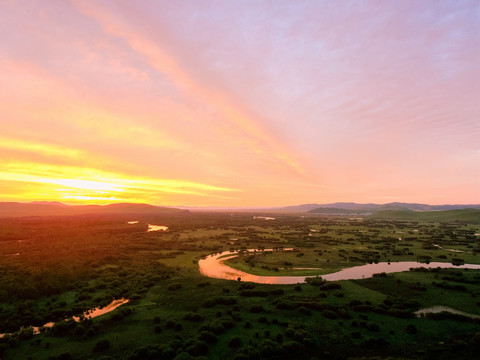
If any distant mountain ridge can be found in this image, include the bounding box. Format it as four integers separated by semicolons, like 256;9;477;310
0;202;187;217
281;202;480;213
1;201;479;217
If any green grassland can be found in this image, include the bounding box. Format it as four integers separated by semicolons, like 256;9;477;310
0;212;480;359
224;217;480;276
368;208;480;224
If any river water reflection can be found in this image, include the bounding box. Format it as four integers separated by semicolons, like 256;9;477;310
147;225;168;232
0;298;129;339
127;221;168;232
414;306;480;319
198;249;480;284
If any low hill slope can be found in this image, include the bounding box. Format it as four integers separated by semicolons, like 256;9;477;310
366;208;480;224
307;207;367;214
284;202;480;213
0;202;186;217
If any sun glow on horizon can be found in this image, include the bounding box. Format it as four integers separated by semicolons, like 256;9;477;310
0;161;239;205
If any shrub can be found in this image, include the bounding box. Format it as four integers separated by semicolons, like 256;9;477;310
285;327;295;338
18;327;34;341
240;290;269;297
293;329;311;343
200;321;225;335
351;331;361;339
320;283;342;291
56;353;73;360
167;284;182;291
229;336;242;348
257;316;268;323
367;322;380;332
259;339;279;358
249;305;265;313
322;310;338;319
276;300;297;310
166;320;176;329
161;347;176;359
406;324;418;334
73;324;85;338
186;340;208;356
452;258;465;266
52;320;76;337
269;289;284;295
183;312;204;322
109;312;124;321
298;307;311;315
281;340;301;354
473;332;480;344
222;320;234;329
198;331;217;344
93;339;110;353
202;297;237;308
129;345;161;360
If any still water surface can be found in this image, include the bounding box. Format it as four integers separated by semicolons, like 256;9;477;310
147;225;168;231
127;221;168;231
415;306;480;319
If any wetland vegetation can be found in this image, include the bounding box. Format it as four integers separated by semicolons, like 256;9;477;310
1;210;480;359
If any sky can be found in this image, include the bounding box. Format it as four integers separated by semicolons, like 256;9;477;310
0;0;479;207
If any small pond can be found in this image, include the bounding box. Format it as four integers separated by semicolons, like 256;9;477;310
147;225;168;232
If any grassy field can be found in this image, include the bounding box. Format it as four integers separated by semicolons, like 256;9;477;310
368;208;480;224
1;212;480;359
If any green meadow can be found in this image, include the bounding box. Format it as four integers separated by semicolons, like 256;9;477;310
1;212;479;359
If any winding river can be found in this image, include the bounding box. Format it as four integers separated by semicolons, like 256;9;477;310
198;249;480;284
0;298;129;339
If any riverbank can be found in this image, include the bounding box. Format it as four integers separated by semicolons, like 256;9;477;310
0;298;129;339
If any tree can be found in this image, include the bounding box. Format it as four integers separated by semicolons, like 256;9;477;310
229;336;242;348
93;339;110;352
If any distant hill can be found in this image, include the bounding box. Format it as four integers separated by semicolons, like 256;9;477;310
282;202;480;213
0;202;187;217
279;203;327;212
27;201;68;207
307;207;363;214
367;208;480;224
